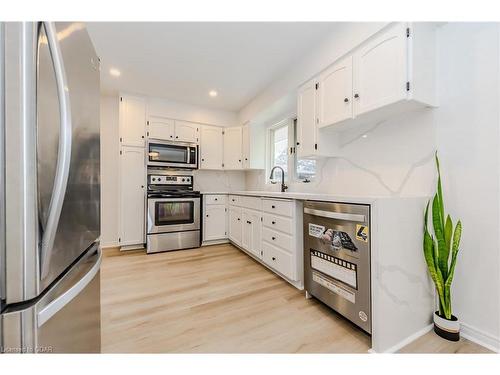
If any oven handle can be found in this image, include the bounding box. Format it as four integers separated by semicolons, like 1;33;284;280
304;208;366;223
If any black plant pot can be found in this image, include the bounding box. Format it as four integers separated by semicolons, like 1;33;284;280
433;311;460;341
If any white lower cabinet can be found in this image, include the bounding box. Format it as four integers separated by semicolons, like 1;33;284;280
228;206;242;246
119;146;146;248
241;209;262;259
262;242;294;281
225;195;303;289
203;205;227;241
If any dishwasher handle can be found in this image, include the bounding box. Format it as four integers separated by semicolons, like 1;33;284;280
303;207;366;223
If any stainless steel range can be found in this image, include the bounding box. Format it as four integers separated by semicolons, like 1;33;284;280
146;169;201;253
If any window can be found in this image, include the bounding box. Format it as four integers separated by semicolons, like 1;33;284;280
270;122;290;180
294;119;316;180
267;118;316;183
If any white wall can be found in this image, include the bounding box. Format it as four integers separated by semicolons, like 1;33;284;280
243;22;500;349
148;96;238;127
100;95;120;247
435;23;500;349
100;94;245;246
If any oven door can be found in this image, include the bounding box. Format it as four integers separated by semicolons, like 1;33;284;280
147;140;198;169
147;197;200;234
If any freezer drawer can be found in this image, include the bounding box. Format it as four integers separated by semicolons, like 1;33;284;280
1;243;101;353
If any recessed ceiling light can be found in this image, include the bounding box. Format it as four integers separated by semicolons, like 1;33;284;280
110;68;121;77
362;134;368;138
209;90;218;97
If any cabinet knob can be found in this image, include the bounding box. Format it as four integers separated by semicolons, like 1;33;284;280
141;135;144;139
176;136;179;139
296;142;300;146
237;218;240;221
214;198;218;201
201;158;205;161
272;257;276;261
238;159;241;162
272;236;276;241
354;93;360;99
271;205;275;209
272;221;276;225
247;220;251;224
170;135;173;138
206;214;209;217
344;98;349;103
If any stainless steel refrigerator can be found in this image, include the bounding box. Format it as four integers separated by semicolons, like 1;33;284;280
0;22;101;353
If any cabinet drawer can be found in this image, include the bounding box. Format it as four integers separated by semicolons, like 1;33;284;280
228;195;241;206
262;227;292;253
262;199;293;217
262;242;295;280
205;194;227;205
240;196;262;210
262;213;293;234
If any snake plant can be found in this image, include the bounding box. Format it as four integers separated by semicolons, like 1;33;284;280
423;153;462;320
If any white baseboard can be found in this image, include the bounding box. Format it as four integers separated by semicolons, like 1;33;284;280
100;241;119;248
461;322;500;353
378;324;434;353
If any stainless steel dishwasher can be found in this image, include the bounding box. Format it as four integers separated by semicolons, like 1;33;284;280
303;201;371;334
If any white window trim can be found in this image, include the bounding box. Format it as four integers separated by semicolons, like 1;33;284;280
266;116;317;184
266;118;293;184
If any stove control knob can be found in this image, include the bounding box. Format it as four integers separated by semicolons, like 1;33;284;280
152;178;156;181
181;178;186;182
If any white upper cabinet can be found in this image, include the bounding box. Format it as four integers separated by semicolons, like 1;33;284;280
223;127;243;170
147;117;199;144
317;56;353;128
200;125;224;170
174;120;199;143
119;95;146;147
298;22;437;137
241;122;265;170
241;124;250;169
353;22;408;117
148;116;175;141
297;79;318;159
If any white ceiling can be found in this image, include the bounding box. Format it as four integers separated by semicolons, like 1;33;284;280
86;22;336;112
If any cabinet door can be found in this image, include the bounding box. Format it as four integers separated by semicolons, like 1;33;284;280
353;23;408;117
228;207;242;246
241;210;252;251
175;120;199;143
203;204;227;241
241;123;250;169
223;127;243;169
199;125;224;169
250;210;262;259
119;146;145;246
296;79;317;158
148;116;174;141
317;56;353;128
119;95;146;147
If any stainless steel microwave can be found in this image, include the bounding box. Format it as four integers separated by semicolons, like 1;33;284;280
147;139;198;169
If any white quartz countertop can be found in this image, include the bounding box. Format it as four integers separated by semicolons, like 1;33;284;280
200;190;424;204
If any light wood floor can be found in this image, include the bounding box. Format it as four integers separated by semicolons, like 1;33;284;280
100;244;491;353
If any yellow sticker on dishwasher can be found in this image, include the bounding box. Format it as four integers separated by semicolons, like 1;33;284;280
356;225;369;242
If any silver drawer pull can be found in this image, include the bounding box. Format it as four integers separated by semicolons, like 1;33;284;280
303;207;366;223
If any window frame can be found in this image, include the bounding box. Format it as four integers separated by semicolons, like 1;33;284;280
266;117;316;184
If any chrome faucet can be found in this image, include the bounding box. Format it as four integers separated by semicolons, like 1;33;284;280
269;166;288;192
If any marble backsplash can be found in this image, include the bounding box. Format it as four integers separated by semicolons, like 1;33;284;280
246;107;437;198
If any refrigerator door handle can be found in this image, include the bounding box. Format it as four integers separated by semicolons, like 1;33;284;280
37;247;102;327
40;22;73;279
